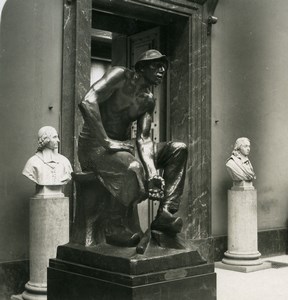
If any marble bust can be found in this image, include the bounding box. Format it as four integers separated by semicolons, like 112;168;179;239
226;137;256;182
22;126;73;189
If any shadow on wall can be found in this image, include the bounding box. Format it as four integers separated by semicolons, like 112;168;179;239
0;260;29;300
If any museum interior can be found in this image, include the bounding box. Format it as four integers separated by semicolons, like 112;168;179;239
1;0;288;299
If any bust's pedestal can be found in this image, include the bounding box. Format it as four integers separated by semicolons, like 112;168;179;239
48;236;216;300
216;182;271;272
12;187;69;300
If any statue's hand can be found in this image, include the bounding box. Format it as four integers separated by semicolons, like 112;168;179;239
105;139;134;153
148;175;165;201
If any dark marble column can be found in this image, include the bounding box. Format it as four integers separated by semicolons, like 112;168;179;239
61;0;77;165
61;0;91;172
60;0;91;216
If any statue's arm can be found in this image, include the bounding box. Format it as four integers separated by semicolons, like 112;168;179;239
79;67;133;152
136;112;157;178
136;112;164;200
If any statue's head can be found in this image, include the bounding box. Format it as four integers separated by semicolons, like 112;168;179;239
135;49;168;86
37;126;60;152
233;137;251;157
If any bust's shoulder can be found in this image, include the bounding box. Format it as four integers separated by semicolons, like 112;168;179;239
57;154;73;168
226;155;237;166
26;153;43;164
23;153;43;173
57;153;70;162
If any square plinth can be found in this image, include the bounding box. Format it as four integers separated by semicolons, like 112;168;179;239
215;261;272;273
47;242;216;300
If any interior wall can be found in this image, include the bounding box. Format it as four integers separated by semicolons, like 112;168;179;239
212;0;288;236
0;0;63;261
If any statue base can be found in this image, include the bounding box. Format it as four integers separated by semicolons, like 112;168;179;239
48;238;216;300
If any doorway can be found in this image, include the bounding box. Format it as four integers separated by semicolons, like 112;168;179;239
61;0;213;241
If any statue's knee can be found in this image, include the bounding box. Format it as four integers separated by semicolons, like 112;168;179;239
127;161;146;200
128;161;144;177
173;142;188;158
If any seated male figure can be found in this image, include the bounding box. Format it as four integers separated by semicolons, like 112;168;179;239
78;49;188;247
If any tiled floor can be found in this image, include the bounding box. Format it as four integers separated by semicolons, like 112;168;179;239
216;255;288;300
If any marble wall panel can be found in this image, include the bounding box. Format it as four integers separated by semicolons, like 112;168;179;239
168;9;211;240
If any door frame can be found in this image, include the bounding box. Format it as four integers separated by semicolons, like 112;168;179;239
61;0;218;254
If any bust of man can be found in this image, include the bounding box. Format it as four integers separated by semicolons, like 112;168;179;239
22;126;73;187
226;137;256;182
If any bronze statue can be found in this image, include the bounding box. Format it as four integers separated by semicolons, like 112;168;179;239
77;49;187;247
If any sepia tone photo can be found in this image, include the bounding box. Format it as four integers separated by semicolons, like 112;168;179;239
0;0;288;299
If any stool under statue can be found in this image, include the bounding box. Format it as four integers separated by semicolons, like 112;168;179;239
216;137;271;272
48;50;216;299
12;126;72;300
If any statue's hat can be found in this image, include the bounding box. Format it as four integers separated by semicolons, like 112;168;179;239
135;49;168;70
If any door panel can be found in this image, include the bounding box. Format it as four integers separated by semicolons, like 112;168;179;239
111;33;127;66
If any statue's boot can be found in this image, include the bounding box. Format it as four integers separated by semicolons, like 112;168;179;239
151;207;183;235
105;200;141;247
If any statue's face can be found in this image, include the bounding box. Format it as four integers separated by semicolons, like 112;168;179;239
239;140;250;157
46;129;60;150
141;61;167;86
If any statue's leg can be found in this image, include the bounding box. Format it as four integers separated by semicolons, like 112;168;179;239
79;144;147;206
96;151;147;206
105;197;142;247
101;152;147;246
151;142;188;234
80;148;147;246
155;141;188;213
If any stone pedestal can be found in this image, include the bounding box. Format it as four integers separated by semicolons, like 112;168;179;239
47;241;216;300
13;192;69;300
222;182;263;267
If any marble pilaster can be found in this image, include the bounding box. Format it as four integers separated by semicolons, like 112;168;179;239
61;0;91;172
168;8;211;241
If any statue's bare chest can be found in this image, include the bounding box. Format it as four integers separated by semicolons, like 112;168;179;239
110;88;155;121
